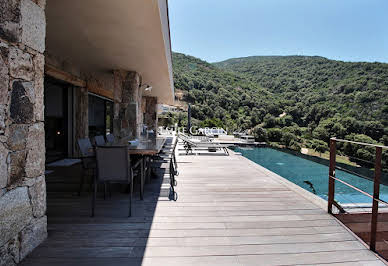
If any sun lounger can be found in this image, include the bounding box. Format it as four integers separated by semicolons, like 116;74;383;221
178;133;231;155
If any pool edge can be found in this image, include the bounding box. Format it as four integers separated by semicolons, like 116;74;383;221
230;149;328;211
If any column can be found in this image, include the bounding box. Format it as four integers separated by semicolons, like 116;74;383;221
113;70;143;139
143;96;158;132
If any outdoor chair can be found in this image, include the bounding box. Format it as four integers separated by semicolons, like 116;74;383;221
93;146;134;217
94;135;106;146
106;133;115;143
170;137;179;183
77;138;96;196
151;137;179;200
178;133;231;155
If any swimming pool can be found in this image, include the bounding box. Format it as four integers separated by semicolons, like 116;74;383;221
234;147;388;204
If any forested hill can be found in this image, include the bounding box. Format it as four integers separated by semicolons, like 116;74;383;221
172;52;276;130
172;52;388;151
214;55;388;124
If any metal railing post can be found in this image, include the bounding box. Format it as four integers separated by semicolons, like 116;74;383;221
328;138;336;214
370;147;382;251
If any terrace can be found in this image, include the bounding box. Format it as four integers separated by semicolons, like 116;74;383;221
1;0;387;265
20;141;385;265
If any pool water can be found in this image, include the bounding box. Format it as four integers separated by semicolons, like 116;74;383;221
234;147;388;204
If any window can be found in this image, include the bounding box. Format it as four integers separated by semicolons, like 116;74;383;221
88;94;113;138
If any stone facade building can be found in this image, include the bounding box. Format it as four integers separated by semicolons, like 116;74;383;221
0;0;174;264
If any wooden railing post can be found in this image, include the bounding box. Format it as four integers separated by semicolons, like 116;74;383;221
370;147;382;251
328;138;336;214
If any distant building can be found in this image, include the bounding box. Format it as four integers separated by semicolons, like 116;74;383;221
158;104;178;114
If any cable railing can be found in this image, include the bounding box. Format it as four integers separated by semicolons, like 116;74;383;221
328;137;388;252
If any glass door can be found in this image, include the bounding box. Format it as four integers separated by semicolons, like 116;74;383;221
44;77;69;162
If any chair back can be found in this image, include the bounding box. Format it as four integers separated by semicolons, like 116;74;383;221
77;138;94;157
178;134;197;146
94;135;106;146
106;133;115;143
95;146;129;182
172;137;179;152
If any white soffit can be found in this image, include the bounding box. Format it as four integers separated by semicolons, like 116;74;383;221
46;0;174;104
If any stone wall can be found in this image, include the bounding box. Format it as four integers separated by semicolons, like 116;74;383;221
143;96;158;131
113;70;143;139
0;0;47;265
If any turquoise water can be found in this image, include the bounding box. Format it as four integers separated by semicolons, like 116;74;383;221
235;147;388;204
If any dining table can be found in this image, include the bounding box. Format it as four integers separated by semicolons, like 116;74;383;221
109;136;166;200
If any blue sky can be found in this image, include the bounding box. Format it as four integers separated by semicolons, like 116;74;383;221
168;0;388;63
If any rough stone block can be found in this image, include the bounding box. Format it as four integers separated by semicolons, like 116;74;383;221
0;0;21;43
19;216;47;260
0;105;7;131
20;0;45;53
0;235;19;266
33;53;44;121
25;122;44;177
28;175;46;217
7;124;28;150
8;46;33;80
0;105;6;133
0;43;9;105
31;0;45;9
0;142;8;188
10;80;34;124
8;150;25;185
0;187;33;247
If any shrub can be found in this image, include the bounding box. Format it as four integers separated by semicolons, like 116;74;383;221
252;126;268;142
311;139;328;155
281;132;297;147
267;128;283;142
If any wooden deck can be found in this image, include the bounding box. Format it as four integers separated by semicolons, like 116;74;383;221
336;213;388;260
21;148;385;265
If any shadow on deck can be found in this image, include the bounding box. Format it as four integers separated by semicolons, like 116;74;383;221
20;161;171;266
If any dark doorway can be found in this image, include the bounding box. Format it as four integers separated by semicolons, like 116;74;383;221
44;77;72;162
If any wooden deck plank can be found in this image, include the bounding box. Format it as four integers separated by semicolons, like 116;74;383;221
27;241;366;258
38;233;356;248
21;145;385;265
237;250;382;265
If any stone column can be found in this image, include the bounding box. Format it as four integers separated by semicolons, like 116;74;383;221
143;96;158;132
74;86;88;154
113;70;143;139
0;0;47;264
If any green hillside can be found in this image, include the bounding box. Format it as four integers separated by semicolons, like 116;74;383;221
214;55;388;124
172;52;388;167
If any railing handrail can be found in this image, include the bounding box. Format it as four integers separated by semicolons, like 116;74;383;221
330;137;388;149
329;175;388;206
328;138;383;252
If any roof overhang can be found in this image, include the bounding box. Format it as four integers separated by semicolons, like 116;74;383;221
46;0;174;105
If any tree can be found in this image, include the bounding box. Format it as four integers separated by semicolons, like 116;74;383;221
343;134;377;166
267;128;283;142
281;132;297;147
263;114;276;128
289;139;302;152
311;139;328;156
199;118;224;128
313;118;346;143
252;126;268;142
